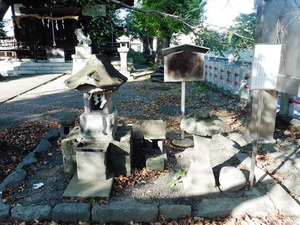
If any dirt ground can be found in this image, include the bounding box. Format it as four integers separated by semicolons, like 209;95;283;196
0;77;299;224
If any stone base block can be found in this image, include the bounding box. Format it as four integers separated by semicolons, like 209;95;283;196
146;153;167;172
63;173;113;200
76;150;108;181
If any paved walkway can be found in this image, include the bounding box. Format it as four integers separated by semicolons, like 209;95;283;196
0;73;66;104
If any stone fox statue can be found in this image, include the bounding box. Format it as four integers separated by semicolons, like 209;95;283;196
75;28;92;47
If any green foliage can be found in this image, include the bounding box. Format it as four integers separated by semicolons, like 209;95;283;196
128;48;147;64
200;12;256;57
131;0;206;39
168;168;188;188
0;21;7;39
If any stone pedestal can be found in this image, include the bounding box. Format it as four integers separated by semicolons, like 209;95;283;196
142;120;167;171
72;46;92;74
76;142;109;181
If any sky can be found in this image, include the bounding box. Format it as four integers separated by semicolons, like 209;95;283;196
204;0;255;28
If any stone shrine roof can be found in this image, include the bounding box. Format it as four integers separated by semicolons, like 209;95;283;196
65;54;128;92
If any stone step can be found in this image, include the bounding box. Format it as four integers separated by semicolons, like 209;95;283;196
6;61;73;75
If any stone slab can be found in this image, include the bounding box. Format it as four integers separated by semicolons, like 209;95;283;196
142;120;166;140
52;203;91;222
0;169;27;191
33;139;50;154
92;199;158;223
10;205;52;223
0;203;10;221
183;135;218;196
268;184;300;217
159;205;191;220
63;173;113;200
197;195;276;219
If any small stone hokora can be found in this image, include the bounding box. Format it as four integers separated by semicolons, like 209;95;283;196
75;28;92;47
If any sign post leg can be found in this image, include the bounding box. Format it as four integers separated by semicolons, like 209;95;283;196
180;81;185;140
172;82;193;147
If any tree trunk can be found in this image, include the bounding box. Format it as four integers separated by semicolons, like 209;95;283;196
155;36;171;66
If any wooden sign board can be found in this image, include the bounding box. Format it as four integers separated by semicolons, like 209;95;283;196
250;44;282;90
162;44;209;82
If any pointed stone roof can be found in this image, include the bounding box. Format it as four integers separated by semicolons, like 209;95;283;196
65;54;128;92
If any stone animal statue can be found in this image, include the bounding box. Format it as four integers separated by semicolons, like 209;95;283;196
75;28;92;47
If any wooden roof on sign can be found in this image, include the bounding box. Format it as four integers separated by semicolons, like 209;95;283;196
162;44;209;56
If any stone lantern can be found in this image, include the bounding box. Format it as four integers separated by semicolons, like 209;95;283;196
61;54;129;200
116;35;131;76
65;54;127;141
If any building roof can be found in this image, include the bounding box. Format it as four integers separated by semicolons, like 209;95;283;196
162;44;209;56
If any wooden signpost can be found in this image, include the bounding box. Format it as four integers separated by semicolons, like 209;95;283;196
249;44;282;187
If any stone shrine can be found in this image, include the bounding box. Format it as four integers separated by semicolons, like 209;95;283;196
61;54;129;200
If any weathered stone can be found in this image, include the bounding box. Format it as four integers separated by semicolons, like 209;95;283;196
146;153;167;171
183;135;219;196
132;124;144;140
58;112;77;139
197;196;276;219
268;184;300;217
209;134;239;167
33;139;50;154
159;205;191;220
92;199;158;223
109;139;132;176
227;132;248;147
11;205;52;222
290;118;300;134
0;169;27;191
0;203;10;221
44;128;60;141
52;203;91;222
80;111;117;141
181;116;231;136
219;166;247;192
143;120;166;140
16;152;38;169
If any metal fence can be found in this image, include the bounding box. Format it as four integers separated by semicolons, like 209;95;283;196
204;56;300;120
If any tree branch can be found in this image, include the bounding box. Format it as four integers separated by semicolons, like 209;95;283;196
109;0;195;30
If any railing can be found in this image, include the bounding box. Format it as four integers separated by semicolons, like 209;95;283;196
204;56;300;120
